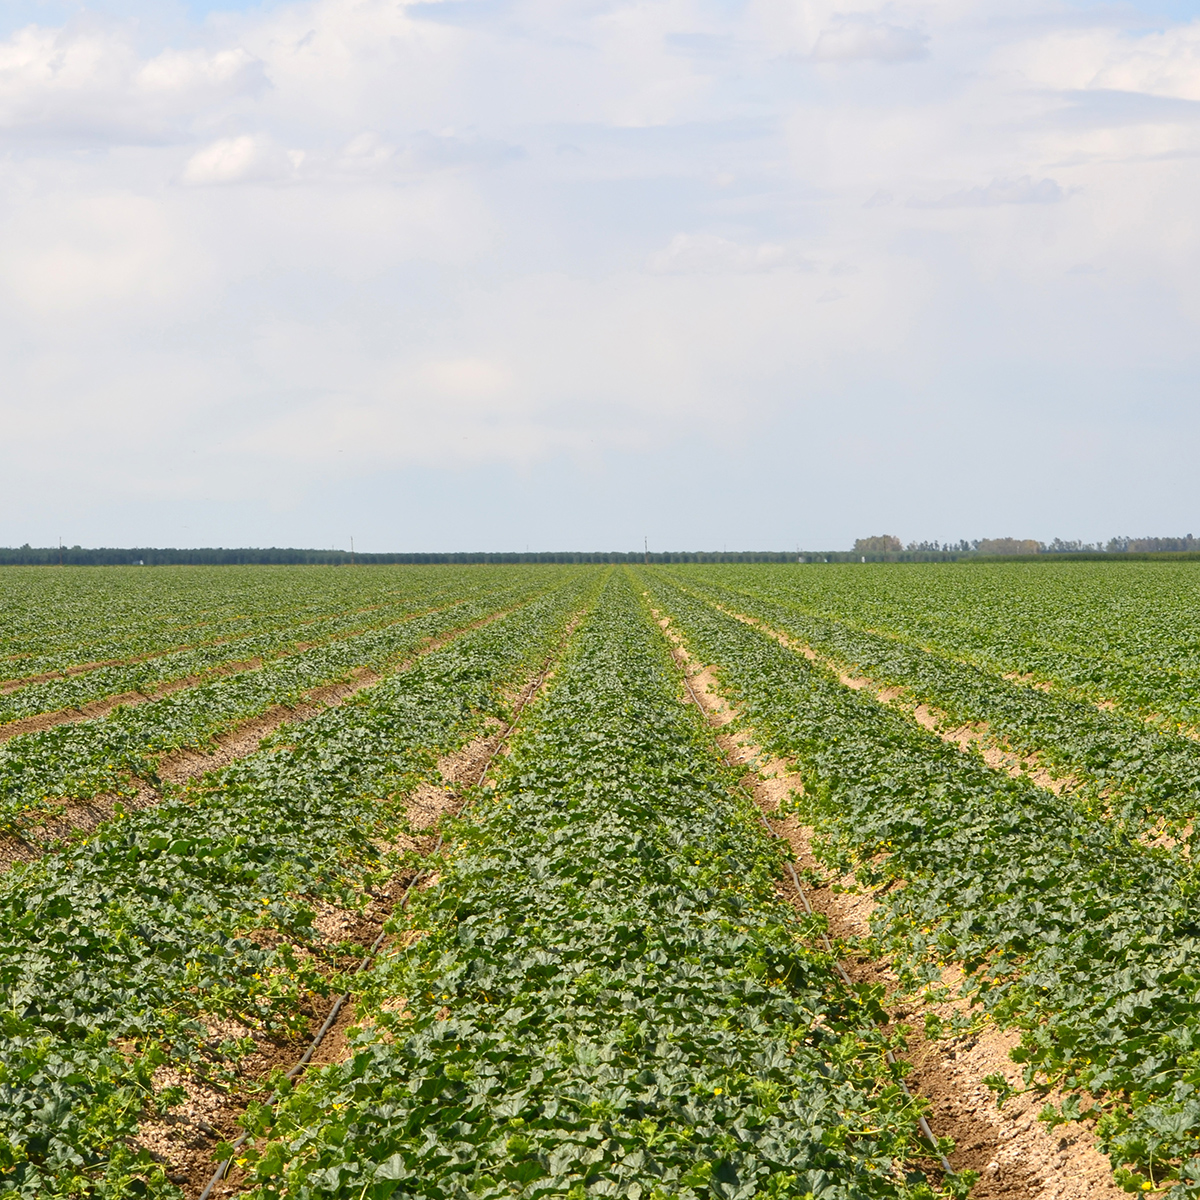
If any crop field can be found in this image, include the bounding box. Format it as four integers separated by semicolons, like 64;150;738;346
1;561;1198;1200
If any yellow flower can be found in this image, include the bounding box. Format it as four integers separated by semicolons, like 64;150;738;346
714;1088;723;1096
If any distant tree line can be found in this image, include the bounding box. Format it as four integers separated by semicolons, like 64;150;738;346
983;534;1200;556
1104;535;1198;553
851;534;1200;560
0;546;803;567
3;539;1198;568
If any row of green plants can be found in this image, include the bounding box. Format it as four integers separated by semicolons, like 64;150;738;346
0;567;530;683
641;571;1200;1194
0;574;592;1199
662;570;1200;840
237;571;965;1200
0;577;556;834
0;585;477;728
682;563;1200;729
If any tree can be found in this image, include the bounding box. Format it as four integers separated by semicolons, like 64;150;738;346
978;538;1041;555
853;535;902;555
1109;535;1197;553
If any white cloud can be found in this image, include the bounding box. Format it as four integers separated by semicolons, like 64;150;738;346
0;25;131;132
648;234;812;274
812;17;929;64
182;135;295;185
418;358;515;404
0;23;266;140
915;175;1066;207
338;131;394;171
1005;22;1200;102
136;46;266;100
0;192;204;314
2;0;1200;544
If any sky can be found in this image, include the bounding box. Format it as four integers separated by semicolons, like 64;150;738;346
1;0;1199;552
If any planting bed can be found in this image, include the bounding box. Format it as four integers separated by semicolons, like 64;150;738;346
0;575;590;1199
644;566;1200;1195
3;560;1199;1200
237;572;955;1200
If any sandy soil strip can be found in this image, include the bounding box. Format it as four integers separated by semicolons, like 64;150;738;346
0;604;526;874
1002;669;1200;745
708;600;1079;796
714;604;1193;846
0;640;270;695
170;645;569;1200
281;642;572;1077
0;598;436;694
0;658;267;743
0;602;466;740
0;633;271;695
651;608;1122;1200
3;655;160;694
141;733;514;1198
140;850;438;1196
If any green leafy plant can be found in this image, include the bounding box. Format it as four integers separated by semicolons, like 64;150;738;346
0;574;591;1199
241;573;961;1200
641;565;1200;1195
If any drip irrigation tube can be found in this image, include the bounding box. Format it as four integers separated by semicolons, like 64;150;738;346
195;657;556;1200
678;667;956;1179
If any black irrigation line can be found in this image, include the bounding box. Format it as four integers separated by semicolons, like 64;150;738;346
195;653;560;1200
676;662;956;1179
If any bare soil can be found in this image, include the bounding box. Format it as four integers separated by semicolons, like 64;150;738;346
0;658;264;743
145;842;441;1197
651;607;1123;1200
0;597;479;738
0;604;523;874
713;602;1081;797
0;599;443;695
1;651;185;694
137;1014;320;1197
156;637;570;1199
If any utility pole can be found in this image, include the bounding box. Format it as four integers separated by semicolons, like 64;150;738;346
644;536;648;565
350;536;355;567
59;537;63;567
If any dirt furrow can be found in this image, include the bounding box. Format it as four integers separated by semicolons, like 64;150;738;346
709;603;1190;844
709;600;1080;796
651;608;1122;1200
0;598;438;694
0;658;267;743
0;631;275;695
176;645;569;1200
0;603;528;873
142;851;435;1197
3;655;157;694
0;601;466;740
